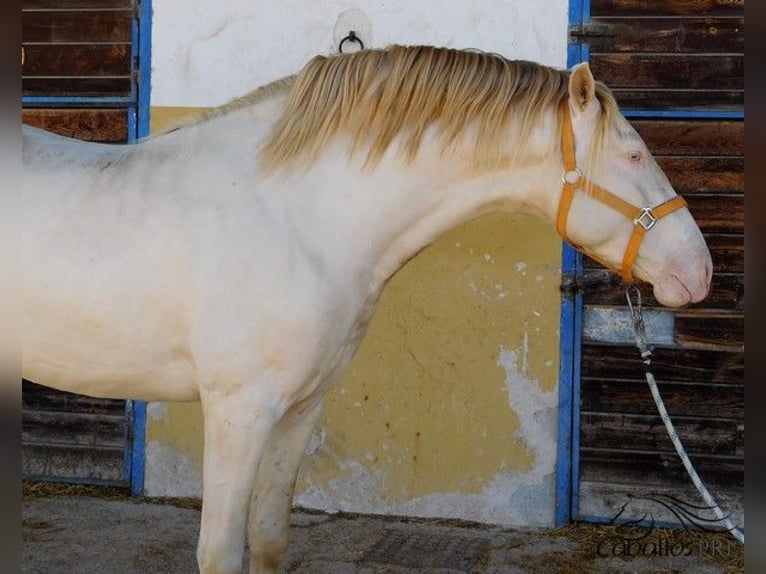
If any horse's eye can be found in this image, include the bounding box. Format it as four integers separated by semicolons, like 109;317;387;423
629;150;643;162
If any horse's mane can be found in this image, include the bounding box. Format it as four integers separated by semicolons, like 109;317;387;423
260;44;622;172
158;75;297;135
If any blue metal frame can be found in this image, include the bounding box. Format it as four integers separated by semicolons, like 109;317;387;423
624;110;744;120
125;0;152;495
555;0;588;527
136;0;152;140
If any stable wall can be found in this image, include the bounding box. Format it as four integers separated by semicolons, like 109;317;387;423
145;0;569;527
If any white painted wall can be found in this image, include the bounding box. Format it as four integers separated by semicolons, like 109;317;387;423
152;0;569;107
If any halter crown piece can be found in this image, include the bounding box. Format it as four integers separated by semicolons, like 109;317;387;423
555;100;688;284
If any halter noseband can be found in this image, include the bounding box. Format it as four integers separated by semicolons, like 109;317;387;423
556;100;688;284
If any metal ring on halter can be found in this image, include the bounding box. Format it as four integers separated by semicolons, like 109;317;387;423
561;168;582;185
339;31;364;53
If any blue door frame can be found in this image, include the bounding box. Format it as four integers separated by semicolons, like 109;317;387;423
128;0;152;496
554;0;589;528
556;0;745;526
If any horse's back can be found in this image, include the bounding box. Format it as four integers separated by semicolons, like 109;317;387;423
22;126;201;400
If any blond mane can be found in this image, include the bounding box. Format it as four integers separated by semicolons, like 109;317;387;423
260;45;622;172
158;75;297;135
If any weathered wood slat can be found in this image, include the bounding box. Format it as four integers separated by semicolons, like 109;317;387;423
582;345;743;385
23;44;131;77
590;0;744;17
694;234;743;274
23;410;127;448
674;312;744;350
658;157;744;195
22;444;125;483
580;450;743;486
22;76;132;97
23;0;134;9
22;108;128;142
634;120;743;157
585;17;744;53
22;11;132;43
591;54;743;91
610;89;743;111
580;412;740;455
22;381;125;415
581;379;744;418
582;273;743;310
685;195;743;234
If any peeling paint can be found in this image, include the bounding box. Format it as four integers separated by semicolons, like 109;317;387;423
144;441;203;497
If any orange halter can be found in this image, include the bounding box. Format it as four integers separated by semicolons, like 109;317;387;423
555;100;688;284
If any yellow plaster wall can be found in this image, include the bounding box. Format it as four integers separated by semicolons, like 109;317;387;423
144;107;562;522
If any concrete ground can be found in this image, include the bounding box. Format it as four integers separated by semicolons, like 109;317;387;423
22;487;743;574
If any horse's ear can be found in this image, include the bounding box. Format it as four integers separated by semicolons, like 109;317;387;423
568;62;597;115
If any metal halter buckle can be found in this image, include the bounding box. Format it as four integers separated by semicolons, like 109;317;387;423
634;207;657;230
561;168;582;185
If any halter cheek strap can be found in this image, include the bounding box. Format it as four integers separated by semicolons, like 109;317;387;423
556;100;688;284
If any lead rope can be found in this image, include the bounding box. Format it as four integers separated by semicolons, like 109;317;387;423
625;286;744;544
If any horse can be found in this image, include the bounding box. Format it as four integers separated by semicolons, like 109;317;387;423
21;45;712;574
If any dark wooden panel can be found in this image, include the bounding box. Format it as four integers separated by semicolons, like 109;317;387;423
634;120;744;156
580;0;744;522
22;108;128;142
610;89;743;111
686;195;743;234
582;345;743;385
22;76;133;97
21;382;128;484
23;0;134;8
582;379;744;418
591;54;743;90
23;411;126;448
581;412;740;455
23;11;133;43
22;44;131;77
674;312;744;350
705;234;743;274
590;0;744;17
580;451;743;486
659;157;744;195
22;381;125;415
22;444;125;482
586;17;744;53
583;273;744;310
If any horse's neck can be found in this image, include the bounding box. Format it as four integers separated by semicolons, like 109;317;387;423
273;128;561;290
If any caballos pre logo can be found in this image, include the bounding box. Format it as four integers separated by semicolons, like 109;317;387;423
594;492;741;559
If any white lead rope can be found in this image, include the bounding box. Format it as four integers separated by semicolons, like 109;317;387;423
625;286;744;544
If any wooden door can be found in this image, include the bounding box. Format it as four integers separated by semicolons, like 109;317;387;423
570;0;744;528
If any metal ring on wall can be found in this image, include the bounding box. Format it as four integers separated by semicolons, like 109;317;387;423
339;31;364;53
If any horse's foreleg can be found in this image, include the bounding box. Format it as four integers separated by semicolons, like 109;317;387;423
247;397;324;574
197;390;277;574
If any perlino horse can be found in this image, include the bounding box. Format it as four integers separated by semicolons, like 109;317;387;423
22;45;711;573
